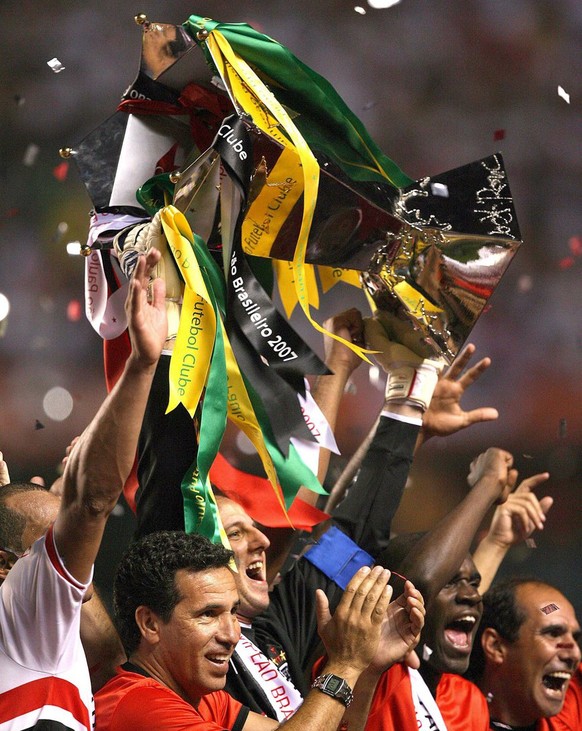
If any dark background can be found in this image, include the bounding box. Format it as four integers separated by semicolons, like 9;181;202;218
1;1;580;612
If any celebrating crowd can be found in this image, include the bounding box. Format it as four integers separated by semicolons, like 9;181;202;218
0;246;579;731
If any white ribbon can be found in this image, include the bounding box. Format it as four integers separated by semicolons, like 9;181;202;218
408;666;449;731
84;211;147;339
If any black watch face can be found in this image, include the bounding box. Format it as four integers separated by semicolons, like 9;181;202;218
326;676;343;693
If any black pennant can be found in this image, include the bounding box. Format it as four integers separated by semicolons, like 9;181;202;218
213;114;330;454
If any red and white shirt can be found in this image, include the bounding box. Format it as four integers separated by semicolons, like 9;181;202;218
0;526;94;730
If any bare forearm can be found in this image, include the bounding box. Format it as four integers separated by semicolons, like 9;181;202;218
472;534;510;594
64;353;157;509
338;669;381;731
54;353;158;580
244;669;364;731
311;363;352;483
398;478;501;602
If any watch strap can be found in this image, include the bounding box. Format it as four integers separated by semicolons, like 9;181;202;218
312;673;354;707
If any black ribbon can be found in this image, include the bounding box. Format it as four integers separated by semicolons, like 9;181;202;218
213;114;330;454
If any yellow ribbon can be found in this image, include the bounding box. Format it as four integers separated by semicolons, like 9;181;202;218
161;206;216;417
318;264;363;294
205;30;372;363
273;259;319;319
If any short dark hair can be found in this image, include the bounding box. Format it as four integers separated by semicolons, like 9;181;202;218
114;531;233;655
467;576;546;681
0;482;49;553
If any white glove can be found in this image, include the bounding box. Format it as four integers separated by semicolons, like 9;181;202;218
364;315;445;411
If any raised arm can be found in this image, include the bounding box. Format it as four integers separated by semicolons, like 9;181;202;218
342;580;425;731
394;447;515;605
53;249;167;583
331;315;441;557
244;566;395;731
472;471;553;593
306;307;365;488
416;343;499;451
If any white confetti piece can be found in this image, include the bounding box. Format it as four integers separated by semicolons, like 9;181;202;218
23;143;40;167
558;85;570;103
368;0;401;7
422;644;433;661
47;57;65;73
431;182;449;197
354;5;367;14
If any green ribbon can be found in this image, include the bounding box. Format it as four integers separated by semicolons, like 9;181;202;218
184;15;413;188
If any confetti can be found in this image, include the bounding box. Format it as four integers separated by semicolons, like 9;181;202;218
67;299;82;322
493;129;506;141
362;100;378;111
35;420;45;430
368;0;402;7
568;236;582;257
431;182;449;197
525;538;537;549
517;274;533;293
354;6;367;14
14;94;25;107
0;293;10;322
47;57;65;73
558;257;575;270
540;603;559;615
422;644;433;661
53;161;69;181
23;143;40;167
557;85;570;104
486;692;494;704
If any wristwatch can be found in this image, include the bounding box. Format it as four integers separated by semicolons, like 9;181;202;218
312;673;354;707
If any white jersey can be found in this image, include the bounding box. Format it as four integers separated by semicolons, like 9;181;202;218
0;525;95;730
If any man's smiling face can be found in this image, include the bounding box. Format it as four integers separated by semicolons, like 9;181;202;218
216;497;271;623
496;583;581;724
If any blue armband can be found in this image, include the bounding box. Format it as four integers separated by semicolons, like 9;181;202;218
304;525;374;590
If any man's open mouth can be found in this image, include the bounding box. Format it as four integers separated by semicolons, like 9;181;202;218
246;560;264;581
542;671;571;694
207;654;231;668
443;615;477;649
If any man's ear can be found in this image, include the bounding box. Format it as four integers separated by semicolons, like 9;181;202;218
0;550;15;582
481;627;507;665
134;605;161;647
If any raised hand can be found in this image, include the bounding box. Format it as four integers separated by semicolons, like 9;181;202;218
368;579;425;673
420;343;498;442
473;471;553;593
467;447;516;505
484;472;552;549
321;307;365;376
315;565;393;675
125;249;167;367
